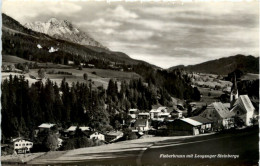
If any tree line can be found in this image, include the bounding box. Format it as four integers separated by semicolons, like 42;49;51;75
1;73;201;141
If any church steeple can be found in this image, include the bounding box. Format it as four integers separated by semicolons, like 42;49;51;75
230;73;238;108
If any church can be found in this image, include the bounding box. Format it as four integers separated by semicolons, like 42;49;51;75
229;75;256;126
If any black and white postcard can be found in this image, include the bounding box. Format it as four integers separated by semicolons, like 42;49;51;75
1;0;259;165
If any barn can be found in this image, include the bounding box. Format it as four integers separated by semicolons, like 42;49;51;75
167;118;202;136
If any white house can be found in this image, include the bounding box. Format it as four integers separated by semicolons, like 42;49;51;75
128;109;139;119
133;119;150;132
38;123;55;132
90;132;105;141
13;137;33;153
230;95;255;126
150;107;171;121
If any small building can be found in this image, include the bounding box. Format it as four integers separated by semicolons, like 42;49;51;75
170;109;183;119
133;119;150;132
167;118;202;136
200;102;235;130
150;107;171;121
38;123;55;132
230;95;255;126
189;116;213;133
12;137;33;154
128;109;139;119
105;131;124;143
90;132;105;141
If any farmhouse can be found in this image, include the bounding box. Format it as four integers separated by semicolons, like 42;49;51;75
38;123;55;132
128;108;139;119
230;95;255;126
12;137;33;154
132;119;150;132
167;118;202;136
200;102;235;130
150;107;171;121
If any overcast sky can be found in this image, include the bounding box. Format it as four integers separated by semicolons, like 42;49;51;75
2;0;259;68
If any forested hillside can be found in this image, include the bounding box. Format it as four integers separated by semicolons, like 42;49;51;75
169;55;259;75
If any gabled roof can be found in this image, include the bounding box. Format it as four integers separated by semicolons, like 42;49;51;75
38;123;55;129
106;131;123;136
150;109;160;113
189;116;213;124
67;126;90;132
157;107;167;111
90;132;104;136
12;137;32;143
231;95;255;113
180;118;202;126
209;102;235;118
129;108;138;112
138;112;150;116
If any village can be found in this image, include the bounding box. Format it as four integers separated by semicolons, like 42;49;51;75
1;73;258;164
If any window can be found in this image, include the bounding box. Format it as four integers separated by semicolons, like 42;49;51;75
237;111;239;115
15;144;18;146
22;144;25;146
26;143;28;146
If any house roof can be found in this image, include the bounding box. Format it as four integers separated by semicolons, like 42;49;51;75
134;119;147;127
12;137;32;143
189;116;213;124
157;107;167;111
129;109;138;112
106;131;123;136
38;123;55;129
138;112;150;116
208;102;235;118
67;126;90;132
180;118;203;126
231;95;255;113
90;132;104;136
150;109;160;113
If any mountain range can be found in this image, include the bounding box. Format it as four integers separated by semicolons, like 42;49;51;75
169;55;259;75
2;13;147;66
2;13;259;75
24;18;106;49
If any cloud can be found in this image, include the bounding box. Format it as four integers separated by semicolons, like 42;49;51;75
2;1;258;68
78;18;121;28
2;1;82;23
106;5;139;20
117;29;154;40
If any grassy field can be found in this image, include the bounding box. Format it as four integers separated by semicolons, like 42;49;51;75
2;55;141;89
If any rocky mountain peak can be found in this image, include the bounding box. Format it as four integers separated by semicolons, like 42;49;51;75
25;18;107;49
